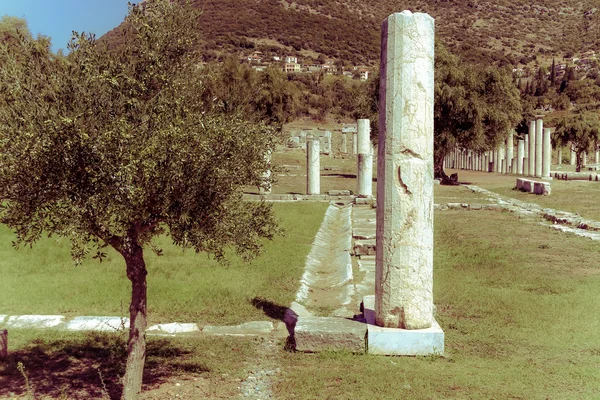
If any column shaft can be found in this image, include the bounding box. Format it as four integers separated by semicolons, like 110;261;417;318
376;11;434;329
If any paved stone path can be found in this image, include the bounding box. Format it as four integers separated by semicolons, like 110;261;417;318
464;185;600;241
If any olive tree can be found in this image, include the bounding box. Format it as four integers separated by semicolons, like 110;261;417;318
555;112;600;172
0;2;278;399
434;42;522;183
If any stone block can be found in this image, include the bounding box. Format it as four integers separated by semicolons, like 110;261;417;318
0;315;6;324
66;316;128;332
327;190;351;196
303;195;327;202
353;228;376;240
5;315;65;329
354;197;374;205
324;196;354;202
533;181;551;195
147;322;199;335
363;296;444;356
520;179;534;193
203;321;273;336
353;239;376;255
293;317;366;353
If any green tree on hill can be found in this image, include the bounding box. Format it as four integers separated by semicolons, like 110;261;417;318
555;112;600;172
433;42;522;183
0;2;280;398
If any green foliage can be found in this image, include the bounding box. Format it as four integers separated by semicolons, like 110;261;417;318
555;112;600;171
433;41;522;178
0;15;32;40
201;57;300;126
0;1;279;263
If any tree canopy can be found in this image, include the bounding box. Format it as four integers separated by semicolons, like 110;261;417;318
0;1;279;398
555;112;600;172
433;42;522;181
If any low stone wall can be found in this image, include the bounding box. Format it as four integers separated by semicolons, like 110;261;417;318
516;178;551;195
554;172;600;181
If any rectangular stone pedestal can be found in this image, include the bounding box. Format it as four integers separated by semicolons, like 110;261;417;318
363;295;444;355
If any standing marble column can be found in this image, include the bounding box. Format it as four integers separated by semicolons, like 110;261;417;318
506;132;514;173
570;146;576;166
259;149;272;195
341;133;347;153
500;144;507;174
353;133;358;155
583;152;587;167
357;119;373;196
517;139;525;175
524;134;529;175
376;11;434;330
306;138;320;194
535;118;543;177
528;121;536;176
542;128;551;179
495;147;501;173
557;148;562;165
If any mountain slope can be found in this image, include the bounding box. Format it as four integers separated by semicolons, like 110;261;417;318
103;0;600;67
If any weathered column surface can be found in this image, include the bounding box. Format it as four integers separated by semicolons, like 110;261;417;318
353;133;358;155
570;147;576;166
524;134;529;175
542;128;551;178
506;132;514;173
557;148;562;165
495;147;501;173
517;139;525;175
341;133;347;153
376;11;434;330
357;119;373;196
306;139;320;194
528;121;536;176
535;118;543;177
259;149;272;194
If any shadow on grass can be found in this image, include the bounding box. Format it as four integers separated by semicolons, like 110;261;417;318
251;297;298;352
0;332;209;399
251;297;288;321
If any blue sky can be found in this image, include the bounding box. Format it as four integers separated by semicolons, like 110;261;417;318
0;0;131;52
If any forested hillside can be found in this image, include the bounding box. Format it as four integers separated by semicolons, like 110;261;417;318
103;0;600;67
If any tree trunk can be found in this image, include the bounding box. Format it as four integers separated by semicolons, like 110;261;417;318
434;152;458;185
121;240;148;400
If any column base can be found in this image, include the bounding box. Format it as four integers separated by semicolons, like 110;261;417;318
363;295;444;356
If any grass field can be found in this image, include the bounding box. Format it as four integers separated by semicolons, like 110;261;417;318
3;149;600;398
3;206;600;399
449;168;600;221
0;202;328;326
273;209;600;399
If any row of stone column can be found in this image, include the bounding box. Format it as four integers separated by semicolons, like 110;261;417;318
307;119;374;196
443;117;554;179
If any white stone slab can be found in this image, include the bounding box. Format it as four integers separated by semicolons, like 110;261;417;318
6;315;65;328
0;315;7;324
294;317;366;353
363;296;444;356
202;321;273;336
147;322;199;334
66;316;128;332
